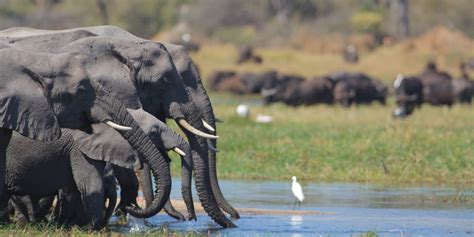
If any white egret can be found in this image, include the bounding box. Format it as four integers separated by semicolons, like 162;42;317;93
291;176;305;210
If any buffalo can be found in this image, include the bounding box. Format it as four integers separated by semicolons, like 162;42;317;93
236;46;263;64
262;76;333;106
451;63;473;104
393;62;455;118
207;70;279;94
328;72;387;106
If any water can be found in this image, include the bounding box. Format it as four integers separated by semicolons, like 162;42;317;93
119;179;474;236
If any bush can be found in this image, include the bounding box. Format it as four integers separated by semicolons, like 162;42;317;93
351;11;383;35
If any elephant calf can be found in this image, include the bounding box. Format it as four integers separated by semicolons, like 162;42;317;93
3;130;117;229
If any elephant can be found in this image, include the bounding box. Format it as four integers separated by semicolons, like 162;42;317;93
7;108;194;227
9;165;116;227
5;134;118;229
0;26;238;227
0;33;198;218
0;47;172;223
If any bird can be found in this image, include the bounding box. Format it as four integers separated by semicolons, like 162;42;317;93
291;176;305;210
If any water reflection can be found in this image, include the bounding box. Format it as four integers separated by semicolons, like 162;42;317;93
117;179;473;236
290;215;303;229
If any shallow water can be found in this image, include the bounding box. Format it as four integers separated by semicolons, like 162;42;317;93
117;179;474;236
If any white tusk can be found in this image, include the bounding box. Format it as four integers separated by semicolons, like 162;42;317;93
202;119;215;132
105;120;132;131
173;147;186;156
208;144;220;153
178;119;219;139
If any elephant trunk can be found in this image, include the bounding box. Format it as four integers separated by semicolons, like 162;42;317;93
192;74;240;219
95;92;170;218
177;112;236;228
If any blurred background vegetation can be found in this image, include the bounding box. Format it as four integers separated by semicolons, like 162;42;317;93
1;0;474;45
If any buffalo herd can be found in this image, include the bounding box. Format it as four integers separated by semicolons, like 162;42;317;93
393;62;473;117
208;70;388;107
208;61;473;117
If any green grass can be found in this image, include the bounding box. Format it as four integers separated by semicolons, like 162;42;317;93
169;45;474;188
178;94;473;187
0;222;206;236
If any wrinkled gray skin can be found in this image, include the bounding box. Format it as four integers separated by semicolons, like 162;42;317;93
6;129;123;229
0;26;238;226
9;165;116;227
0;33;194;219
0;48;171;223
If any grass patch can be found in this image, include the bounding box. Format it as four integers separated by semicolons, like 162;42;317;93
0;222;206;236
165;44;474;188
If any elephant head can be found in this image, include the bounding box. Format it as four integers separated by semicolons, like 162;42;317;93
73;108;195;220
0;26;236;228
0;48;171;218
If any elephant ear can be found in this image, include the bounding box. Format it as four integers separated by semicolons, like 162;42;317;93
71;124;142;170
0;67;61;141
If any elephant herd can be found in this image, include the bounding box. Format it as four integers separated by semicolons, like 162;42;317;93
208;70;388;106
0;26;239;230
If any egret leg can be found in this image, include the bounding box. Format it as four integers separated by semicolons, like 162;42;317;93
298;201;301;210
292;200;297;210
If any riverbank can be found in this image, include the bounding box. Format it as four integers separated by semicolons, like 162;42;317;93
168;93;473;188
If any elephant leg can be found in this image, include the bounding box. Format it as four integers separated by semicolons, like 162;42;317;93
55;187;84;227
103;165;117;223
10;196;30;225
33;195;55;222
112;165;139;216
70;153;106;230
0;129;12;200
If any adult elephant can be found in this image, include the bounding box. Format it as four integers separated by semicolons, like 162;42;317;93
0;48;171;220
0;27;238;226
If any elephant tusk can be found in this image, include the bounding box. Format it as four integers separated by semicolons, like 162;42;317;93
173;147;186;156
202;119;215;132
105;120;132;131
208;144;220;153
178;119;219;139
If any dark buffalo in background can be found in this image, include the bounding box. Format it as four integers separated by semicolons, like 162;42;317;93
207;70;236;91
262;76;333;106
393;62;456;118
393;74;424;117
328;72;387;106
451;63;473;104
236;46;263;64
208;70;279;94
419;62;454;106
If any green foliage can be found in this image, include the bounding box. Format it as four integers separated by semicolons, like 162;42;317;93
211;25;257;45
351;11;384;34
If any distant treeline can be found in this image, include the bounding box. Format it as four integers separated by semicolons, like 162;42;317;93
1;0;473;43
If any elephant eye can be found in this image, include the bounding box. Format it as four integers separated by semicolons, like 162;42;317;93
144;59;154;67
